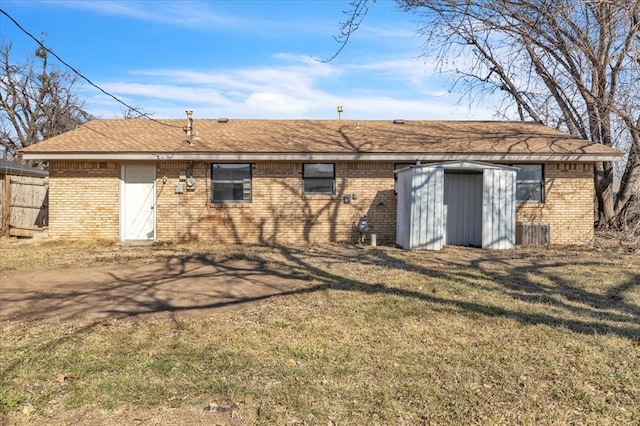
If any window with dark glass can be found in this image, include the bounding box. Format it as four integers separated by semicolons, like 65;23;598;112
513;164;544;202
211;163;251;203
303;163;335;194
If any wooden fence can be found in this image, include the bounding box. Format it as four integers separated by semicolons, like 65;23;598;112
1;174;49;237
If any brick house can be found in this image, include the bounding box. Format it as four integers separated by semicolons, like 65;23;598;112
20;118;622;247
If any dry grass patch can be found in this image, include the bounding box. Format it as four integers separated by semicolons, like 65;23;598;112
1;239;639;424
0;237;268;271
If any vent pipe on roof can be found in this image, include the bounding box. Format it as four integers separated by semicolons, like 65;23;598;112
184;109;194;145
337;105;343;120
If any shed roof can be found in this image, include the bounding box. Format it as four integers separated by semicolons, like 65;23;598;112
20;119;623;162
395;161;520;174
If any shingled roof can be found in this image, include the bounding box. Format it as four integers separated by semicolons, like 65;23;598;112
20;119;623;162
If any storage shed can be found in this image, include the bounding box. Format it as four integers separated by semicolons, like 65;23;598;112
396;161;517;250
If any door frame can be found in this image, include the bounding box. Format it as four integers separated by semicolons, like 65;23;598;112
119;164;156;242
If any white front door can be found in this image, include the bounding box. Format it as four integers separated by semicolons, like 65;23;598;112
121;165;155;241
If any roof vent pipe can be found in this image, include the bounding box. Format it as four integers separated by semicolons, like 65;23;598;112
337;105;343;120
184;109;194;145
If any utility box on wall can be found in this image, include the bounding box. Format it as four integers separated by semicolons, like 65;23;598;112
516;221;550;246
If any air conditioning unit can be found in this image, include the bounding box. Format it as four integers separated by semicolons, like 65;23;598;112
516;221;550;246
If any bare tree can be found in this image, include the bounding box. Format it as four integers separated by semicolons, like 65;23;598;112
0;41;92;162
121;107;144;119
120;104;152;119
333;0;639;229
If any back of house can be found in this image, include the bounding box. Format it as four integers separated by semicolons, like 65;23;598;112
20;118;622;248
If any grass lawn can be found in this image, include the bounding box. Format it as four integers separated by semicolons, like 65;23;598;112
1;239;639;425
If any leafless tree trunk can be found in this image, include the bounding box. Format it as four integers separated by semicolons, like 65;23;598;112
0;41;92;163
334;0;639;229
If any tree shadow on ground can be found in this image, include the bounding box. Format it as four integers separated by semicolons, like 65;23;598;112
2;245;638;378
5;245;638;340
0;253;304;322
273;246;640;340
2;245;638;382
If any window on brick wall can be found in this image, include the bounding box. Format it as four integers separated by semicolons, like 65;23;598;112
303;163;335;194
511;164;544;203
211;163;252;203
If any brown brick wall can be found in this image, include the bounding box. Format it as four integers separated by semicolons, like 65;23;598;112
516;162;594;245
48;160;595;246
48;161;119;239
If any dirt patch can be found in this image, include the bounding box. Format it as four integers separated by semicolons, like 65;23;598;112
0;256;308;322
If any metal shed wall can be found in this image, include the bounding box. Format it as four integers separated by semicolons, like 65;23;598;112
395;168;412;249
396;161;516;251
396;166;444;250
482;168;516;249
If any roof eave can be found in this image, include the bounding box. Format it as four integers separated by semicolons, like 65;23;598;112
20;151;623;163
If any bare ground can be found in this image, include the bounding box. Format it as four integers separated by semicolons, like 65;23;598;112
0;256;307;322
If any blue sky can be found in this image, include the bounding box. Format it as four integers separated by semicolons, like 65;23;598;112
1;0;497;120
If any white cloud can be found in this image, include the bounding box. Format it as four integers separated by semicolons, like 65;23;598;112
326;95;494;120
83;46;498;120
47;0;241;28
41;0;344;36
6;0;507;121
98;82;232;106
115;55;456;118
244;92;315;116
344;57;439;90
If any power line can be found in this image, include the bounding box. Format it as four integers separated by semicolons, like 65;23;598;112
0;7;183;129
0;74;188;157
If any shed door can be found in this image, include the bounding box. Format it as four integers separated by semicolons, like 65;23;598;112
444;172;483;246
410;166;444;250
482;168;516;249
122;165;155;241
